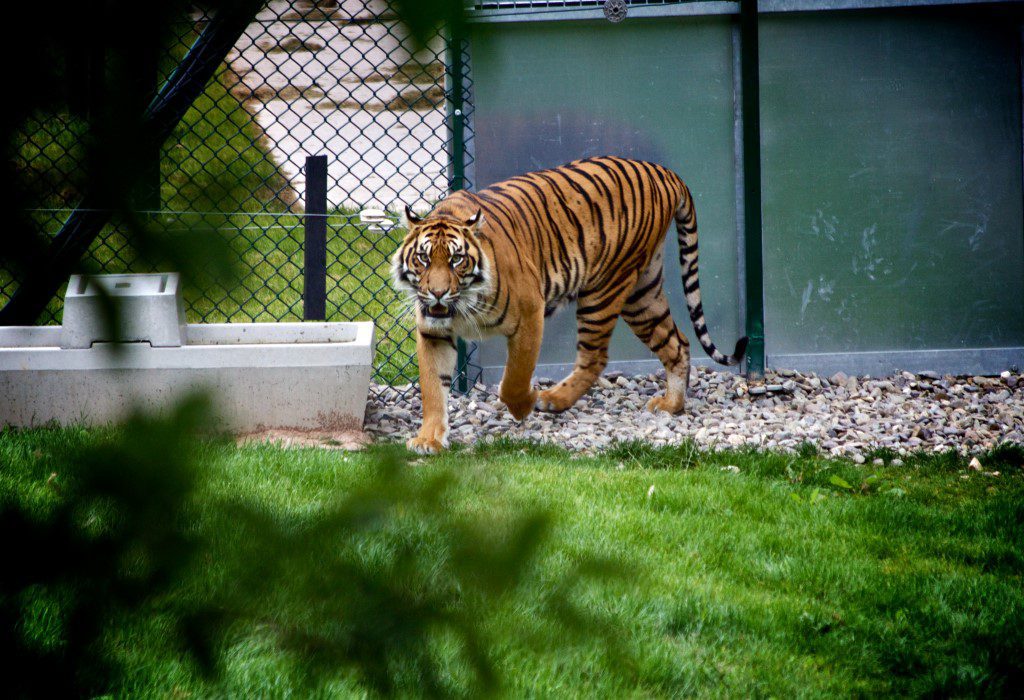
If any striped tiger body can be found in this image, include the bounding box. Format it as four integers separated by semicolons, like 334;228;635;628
392;156;747;454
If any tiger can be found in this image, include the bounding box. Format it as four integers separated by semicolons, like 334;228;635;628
391;155;747;454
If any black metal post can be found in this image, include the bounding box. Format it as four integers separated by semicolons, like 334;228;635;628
303;154;328;321
133;41;162;212
448;23;469;393
740;0;765;378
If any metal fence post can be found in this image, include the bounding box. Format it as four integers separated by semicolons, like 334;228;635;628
739;0;765;378
303;155;328;321
133;39;161;212
448;23;470;393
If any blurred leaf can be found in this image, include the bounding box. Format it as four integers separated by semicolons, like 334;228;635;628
829;475;854;491
0;395;213;697
2;406;630;697
391;0;466;46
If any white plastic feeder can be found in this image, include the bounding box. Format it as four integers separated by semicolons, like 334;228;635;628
358;207;396;232
0;273;375;431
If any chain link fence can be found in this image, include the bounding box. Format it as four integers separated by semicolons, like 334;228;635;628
5;0;478;391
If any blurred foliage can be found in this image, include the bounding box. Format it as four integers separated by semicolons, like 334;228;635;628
202;455;549;696
1;398;214;697
392;0;467;45
1;403;626;697
2;0;256;324
1;2;628;696
1;0;469;315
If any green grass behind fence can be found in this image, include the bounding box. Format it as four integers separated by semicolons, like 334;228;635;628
7;47;417;384
2;213;416;385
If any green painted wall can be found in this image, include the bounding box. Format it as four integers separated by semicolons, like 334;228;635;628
760;10;1024;355
466;7;1024;378
468;17;741;372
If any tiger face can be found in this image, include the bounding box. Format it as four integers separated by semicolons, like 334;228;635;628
391;205;489;328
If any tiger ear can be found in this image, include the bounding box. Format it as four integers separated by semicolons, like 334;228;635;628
403;204;423;227
465;208;484;230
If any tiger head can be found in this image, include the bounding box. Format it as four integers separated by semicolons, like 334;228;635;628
391;205;489;326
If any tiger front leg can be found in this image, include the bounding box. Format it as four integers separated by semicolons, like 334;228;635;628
499;306;544;421
408;330;458;454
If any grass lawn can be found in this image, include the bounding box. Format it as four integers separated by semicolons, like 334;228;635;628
4;427;1022;697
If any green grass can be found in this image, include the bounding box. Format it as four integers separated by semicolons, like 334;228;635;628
4;428;1022;697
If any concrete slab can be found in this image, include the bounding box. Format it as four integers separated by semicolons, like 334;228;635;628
0;321;375;432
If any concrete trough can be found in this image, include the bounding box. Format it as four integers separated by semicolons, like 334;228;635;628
0;274;375;431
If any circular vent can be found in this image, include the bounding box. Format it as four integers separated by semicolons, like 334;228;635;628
603;0;628;23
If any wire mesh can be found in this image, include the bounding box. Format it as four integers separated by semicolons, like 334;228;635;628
471;1;685;9
4;0;479;393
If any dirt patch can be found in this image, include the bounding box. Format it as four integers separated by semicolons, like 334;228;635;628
315;97;372;111
230;83;326;102
237;426;369;450
261;35;326;53
363;61;445;86
385;86;446;111
238;411;370;450
314;85;444;113
279;6;400;23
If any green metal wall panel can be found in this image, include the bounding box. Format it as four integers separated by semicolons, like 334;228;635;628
468;17;740;376
760;10;1024;357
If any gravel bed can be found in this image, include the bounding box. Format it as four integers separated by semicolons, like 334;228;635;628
365;367;1024;458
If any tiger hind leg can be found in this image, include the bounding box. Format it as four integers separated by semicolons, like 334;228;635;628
622;261;691;414
536;278;637;413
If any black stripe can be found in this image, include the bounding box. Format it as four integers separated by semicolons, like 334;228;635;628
650;332;673;353
563;165;608;247
626;271;663;306
484;291;511;329
420;332;456;348
630;309;670;332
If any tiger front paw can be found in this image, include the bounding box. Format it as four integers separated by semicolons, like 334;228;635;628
501;389;537;421
403;438;444;454
536;387;576;413
406;425;449;455
646;394;685;415
407;435;446;454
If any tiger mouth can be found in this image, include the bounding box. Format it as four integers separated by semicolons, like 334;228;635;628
424;304;455;318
